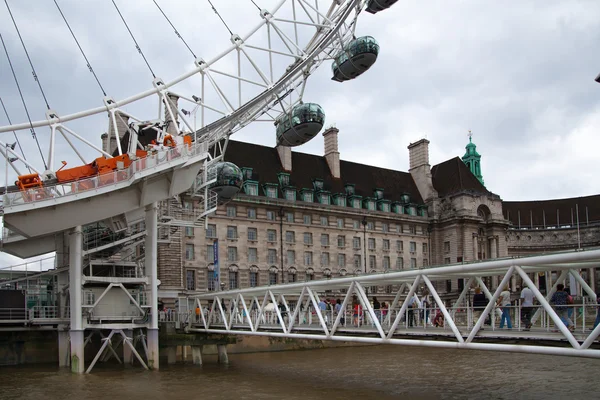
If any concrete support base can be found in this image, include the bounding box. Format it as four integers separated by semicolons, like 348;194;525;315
58;330;70;367
70;330;85;374
123;329;133;365
217;344;229;364
167;347;177;364
147;328;159;370
192;345;203;366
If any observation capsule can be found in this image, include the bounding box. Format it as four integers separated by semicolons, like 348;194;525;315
331;36;380;82
208;162;243;204
365;0;398;14
275;103;325;147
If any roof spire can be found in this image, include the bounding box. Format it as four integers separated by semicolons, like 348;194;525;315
462;130;485;186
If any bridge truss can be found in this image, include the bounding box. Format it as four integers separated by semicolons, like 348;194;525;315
188;248;600;359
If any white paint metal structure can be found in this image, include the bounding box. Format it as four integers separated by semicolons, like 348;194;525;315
187;248;600;359
0;0;382;373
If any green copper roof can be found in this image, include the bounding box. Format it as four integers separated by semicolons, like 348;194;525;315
462;133;484;186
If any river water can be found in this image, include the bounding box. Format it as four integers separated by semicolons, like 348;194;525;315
1;345;598;399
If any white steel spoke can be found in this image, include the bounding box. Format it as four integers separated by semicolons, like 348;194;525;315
307;287;329;335
568;269;597;299
355;282;385;339
287;286;307;332
269;290;288;333
384;282;406;326
238;294;254;331
387;277;420;339
422;275;464;343
330;281;355;336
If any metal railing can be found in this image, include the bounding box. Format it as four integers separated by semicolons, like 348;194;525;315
3;141;207;208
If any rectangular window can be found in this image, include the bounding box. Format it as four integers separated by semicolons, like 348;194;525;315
354;255;361;268
304;232;313;245
337;218;344;228
266;210;276;220
227;247;237;261
247;227;257;241
286;212;294;223
304;251;313;266
353;220;360;229
423;259;429;267
397;240;403;252
444;241;451;253
369;255;376;269
409;241;417;253
285;231;295;243
207;271;216;291
186;270;196;290
321;234;329;246
444;257;451;264
185;227;194;237
206;224;217;238
286;189;296;201
337;235;345;248
287;250;295;265
422;243;428;254
368;238;375;250
320;216;328;226
383;239;390;251
396;257;404;269
185;244;195;260
227;226;238;239
245;182;258;195
250;271;258;287
303;191;313;202
229;271;238;289
353;237;361;249
320;193;330;205
288;271;297;282
226;206;237;217
206;245;215;263
352;199;361;208
321;252;330;266
337;253;346;267
367;222;374;230
383;256;390;270
248;248;258;262
410;258;417;269
267;229;277;242
382;223;389;233
267;249;277;264
303;214;312;225
266;186;278;198
269;272;278;285
409;225;416;234
247;208;256;219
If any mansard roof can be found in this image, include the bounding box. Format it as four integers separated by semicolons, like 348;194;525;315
502;194;600;228
224;140;424;204
431;157;490;198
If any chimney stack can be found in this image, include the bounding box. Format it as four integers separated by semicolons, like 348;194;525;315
323;126;340;179
107;111;130;155
407;139;437;202
277;145;292;171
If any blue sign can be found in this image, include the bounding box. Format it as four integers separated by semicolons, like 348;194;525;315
213;239;220;288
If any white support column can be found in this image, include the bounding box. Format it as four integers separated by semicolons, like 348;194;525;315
58;330;70;368
69;225;84;374
123;329;133;365
145;202;159;370
192;345;203;365
217;344;229;364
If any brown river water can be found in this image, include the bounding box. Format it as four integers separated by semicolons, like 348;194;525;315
0;345;598;399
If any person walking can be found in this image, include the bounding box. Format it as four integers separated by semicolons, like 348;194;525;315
472;287;488;331
550;284;574;332
520;285;535;330
497;285;512;329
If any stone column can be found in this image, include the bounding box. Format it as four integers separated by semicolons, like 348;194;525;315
217;344;229;364
192;345;203;365
58;330;70;367
489;236;497;259
472;234;478;261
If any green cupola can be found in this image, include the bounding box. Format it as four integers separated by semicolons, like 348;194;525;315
462;131;484;186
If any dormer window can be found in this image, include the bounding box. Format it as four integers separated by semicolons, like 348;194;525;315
243;181;258;196
378;200;390;212
264;183;278;198
392;203;402;214
363;199;375;211
374;188;384;200
349;196;362;209
319;191;330;205
300;189;314;202
333;194;346;207
285;188;296;201
344;184;355;195
400;194;411;204
312;179;324;191
278;172;290;187
241;167;253;180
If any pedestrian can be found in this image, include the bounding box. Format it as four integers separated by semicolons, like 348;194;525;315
520;285;535;330
497;285;512;329
550;284;574;332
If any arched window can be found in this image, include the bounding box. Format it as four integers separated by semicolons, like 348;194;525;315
288;267;297;283
323;268;332;278
339;268;347;277
207;263;217;291
269;266;278;285
249;265;259;288
306;267;315;281
477;205;491;222
228;265;239;289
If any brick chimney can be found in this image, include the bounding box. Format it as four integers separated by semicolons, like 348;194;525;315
408;139;437;202
164;94;179;135
323;126;340;178
107;111;129;155
277;145;292;171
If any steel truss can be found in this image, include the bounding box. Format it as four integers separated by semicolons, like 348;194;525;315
188;248;600;359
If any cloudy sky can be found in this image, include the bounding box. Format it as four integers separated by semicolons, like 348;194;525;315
1;0;599;267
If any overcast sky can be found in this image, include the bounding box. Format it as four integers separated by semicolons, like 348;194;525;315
1;0;599;267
